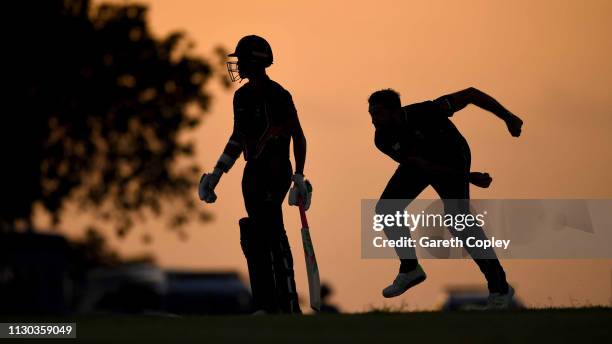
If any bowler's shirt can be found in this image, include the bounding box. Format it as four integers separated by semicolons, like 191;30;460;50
374;96;470;167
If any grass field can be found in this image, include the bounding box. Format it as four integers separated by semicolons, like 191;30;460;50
3;308;611;343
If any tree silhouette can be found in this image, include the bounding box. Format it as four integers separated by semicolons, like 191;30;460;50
4;0;228;241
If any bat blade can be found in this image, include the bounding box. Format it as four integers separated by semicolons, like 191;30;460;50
301;226;321;312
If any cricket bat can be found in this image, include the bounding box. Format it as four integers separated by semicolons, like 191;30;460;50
299;200;321;312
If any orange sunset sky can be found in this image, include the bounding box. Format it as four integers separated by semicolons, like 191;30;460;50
56;0;612;311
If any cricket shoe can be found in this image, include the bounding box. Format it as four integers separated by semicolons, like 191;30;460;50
486;285;515;310
382;265;427;298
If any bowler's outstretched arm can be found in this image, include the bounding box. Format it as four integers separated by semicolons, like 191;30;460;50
443;87;523;137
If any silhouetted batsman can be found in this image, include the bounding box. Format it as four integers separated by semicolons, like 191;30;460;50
199;35;309;314
368;87;523;309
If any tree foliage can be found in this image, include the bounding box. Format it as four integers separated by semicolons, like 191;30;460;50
4;0;228;240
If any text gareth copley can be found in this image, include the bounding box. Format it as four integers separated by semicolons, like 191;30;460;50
372;236;511;250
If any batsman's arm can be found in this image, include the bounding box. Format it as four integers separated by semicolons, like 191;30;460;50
214;129;243;176
199;105;244;202
213;93;246;176
292;125;306;176
287;94;306;175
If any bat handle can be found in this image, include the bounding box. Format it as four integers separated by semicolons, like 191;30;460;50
298;199;309;229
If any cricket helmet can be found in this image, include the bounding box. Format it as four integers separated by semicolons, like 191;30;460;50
227;35;273;82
